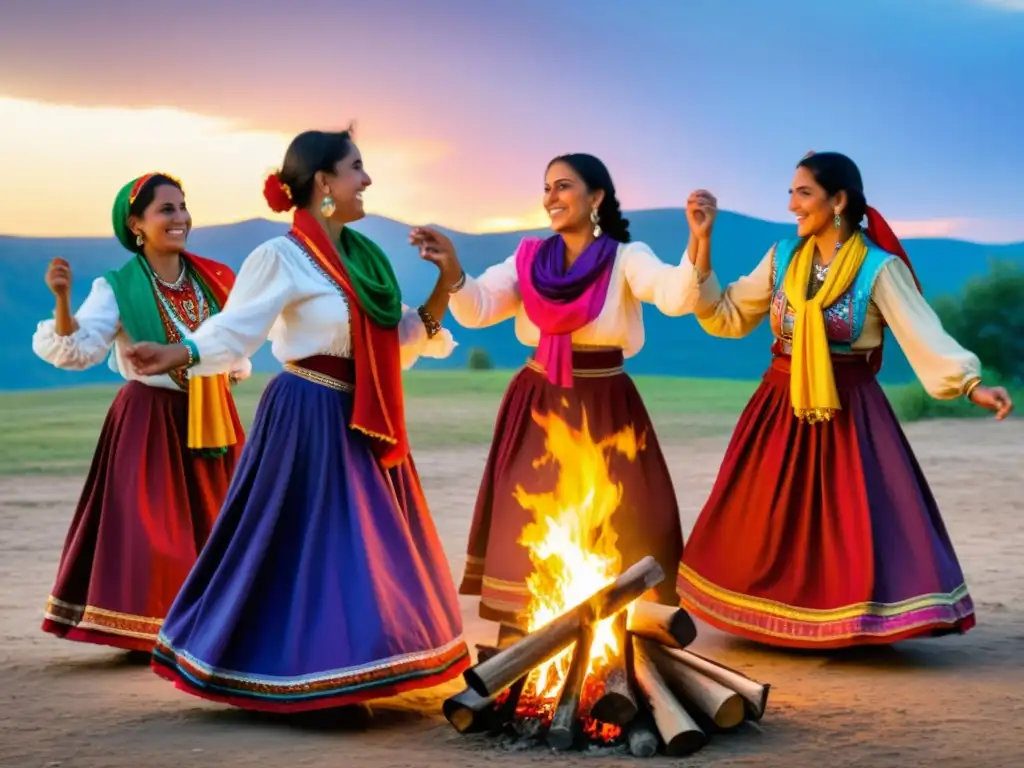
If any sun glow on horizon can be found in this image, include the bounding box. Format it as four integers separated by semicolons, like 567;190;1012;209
0;95;541;238
2;95;1017;244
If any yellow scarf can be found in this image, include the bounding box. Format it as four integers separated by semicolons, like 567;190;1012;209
782;231;869;422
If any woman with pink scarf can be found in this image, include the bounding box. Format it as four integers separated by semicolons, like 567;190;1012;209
411;153;709;642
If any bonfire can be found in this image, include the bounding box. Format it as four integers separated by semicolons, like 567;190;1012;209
444;408;771;756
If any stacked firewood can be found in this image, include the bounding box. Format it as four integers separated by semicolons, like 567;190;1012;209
443;556;771;756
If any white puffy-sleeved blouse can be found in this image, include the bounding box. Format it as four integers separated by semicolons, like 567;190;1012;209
186;235;456;377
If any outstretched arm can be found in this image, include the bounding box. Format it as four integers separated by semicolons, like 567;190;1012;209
621;241;704;316
126;243;295;376
410;226;521;329
187;244;295;376
692;245;776;339
873;258;1012;418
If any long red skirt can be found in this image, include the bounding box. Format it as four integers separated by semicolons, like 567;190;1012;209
41;381;243;652
460;349;683;627
678;354;974;649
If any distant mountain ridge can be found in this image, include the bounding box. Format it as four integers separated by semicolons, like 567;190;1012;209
2;210;1022;391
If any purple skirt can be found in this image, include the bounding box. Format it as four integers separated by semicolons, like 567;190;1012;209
151;364;469;711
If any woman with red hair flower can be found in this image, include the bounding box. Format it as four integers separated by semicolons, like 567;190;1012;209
126;128;471;712
677;151;1013;649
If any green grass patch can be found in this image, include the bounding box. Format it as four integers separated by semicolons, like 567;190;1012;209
0;370;756;476
3;367;1011;477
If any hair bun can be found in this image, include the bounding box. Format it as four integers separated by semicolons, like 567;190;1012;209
263;171;295;213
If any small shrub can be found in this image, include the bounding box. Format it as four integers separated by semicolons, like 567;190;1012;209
467;347;494;371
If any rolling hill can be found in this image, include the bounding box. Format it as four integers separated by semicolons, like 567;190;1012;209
2;210;1021;390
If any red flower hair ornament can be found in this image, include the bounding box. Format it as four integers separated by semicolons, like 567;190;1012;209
263;171;294;213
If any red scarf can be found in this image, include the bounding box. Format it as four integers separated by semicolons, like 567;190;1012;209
185;252;235;307
862;205;920;372
289;211;409;468
865;206;920;291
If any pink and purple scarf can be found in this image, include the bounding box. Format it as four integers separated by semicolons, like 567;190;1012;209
516;233;618;388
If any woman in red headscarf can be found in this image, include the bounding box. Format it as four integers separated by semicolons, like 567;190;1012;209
677;151;1013;649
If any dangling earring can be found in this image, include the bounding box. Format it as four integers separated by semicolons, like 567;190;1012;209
135;233;144;247
590;209;602;238
833;210;842;229
320;194;337;219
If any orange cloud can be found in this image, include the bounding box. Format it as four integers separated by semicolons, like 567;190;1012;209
0;95;543;237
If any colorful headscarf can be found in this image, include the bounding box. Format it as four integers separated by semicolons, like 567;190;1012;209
111;173;184;252
106;172;239;457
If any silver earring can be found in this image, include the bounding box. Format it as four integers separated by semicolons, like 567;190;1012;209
833;211;841;229
135;234;144;247
590;208;601;238
320;194;336;218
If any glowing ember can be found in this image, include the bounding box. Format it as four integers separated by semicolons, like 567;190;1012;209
511;407;642;740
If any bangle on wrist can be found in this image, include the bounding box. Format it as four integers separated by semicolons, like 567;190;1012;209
182;339;200;368
448;271;466;294
962;377;982;400
417;305;442;339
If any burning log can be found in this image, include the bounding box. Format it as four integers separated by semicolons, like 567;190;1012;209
547;622;596;750
670;648;771;721
631;637;707;756
442;688;499;734
626;601;697;650
442;643;520;733
645;641;745;730
442;645;514;734
588;612;638;726
626;707;660;758
463;556;665;698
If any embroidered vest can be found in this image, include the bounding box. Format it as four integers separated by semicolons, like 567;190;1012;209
769;236;896;353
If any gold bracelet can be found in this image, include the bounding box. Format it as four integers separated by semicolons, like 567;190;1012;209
962;377;982;400
418;305;442;339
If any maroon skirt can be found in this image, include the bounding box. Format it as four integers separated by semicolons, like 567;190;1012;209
41;381;242;652
459;349;683;626
678;354;974;649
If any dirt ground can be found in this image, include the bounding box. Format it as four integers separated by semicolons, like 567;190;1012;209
2;419;1022;768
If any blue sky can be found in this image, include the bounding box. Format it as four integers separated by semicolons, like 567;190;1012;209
1;0;1022;240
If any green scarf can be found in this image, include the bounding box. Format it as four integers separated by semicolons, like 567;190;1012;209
339;227;403;328
104;255;221;346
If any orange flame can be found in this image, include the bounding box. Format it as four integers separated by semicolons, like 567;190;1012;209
513;407;641;707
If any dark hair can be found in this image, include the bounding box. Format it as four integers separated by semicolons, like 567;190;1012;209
126;174;184;253
128;174;183;219
279;127;356;210
796;152;867;229
547;153;631;243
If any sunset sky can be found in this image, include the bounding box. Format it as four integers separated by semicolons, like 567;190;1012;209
1;0;1022;241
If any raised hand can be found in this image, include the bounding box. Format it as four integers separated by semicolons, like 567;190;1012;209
409;226;464;288
46;258;72;299
969;385;1014;420
124;342;190;376
686;190;718;240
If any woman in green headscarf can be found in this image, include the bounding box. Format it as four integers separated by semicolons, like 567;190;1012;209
32;172;248;654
